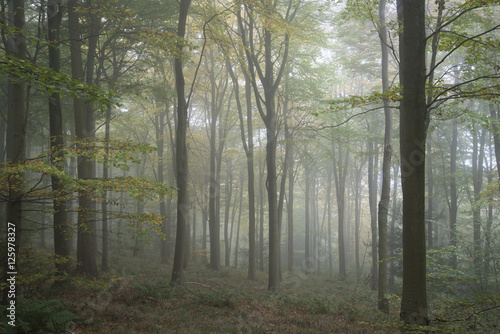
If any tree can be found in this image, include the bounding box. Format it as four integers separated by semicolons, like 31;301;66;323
377;0;392;313
398;0;429;325
237;0;298;292
171;0;192;284
47;0;71;275
2;0;26;304
68;0;98;277
332;141;350;279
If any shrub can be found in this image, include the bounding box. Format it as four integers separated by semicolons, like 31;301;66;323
0;297;76;334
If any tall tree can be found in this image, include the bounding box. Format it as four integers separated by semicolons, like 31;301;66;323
227;52;257;279
47;0;70;274
68;0;98;277
237;0;298;291
170;0;192;284
398;0;429;325
332;142;349;279
2;0;26;304
377;0;392;313
449;118;459;270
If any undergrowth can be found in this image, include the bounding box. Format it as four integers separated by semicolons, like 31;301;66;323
5;248;499;333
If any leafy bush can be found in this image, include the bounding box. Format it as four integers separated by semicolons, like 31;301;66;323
0;297;76;334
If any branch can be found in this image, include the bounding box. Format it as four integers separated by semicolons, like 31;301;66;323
428;24;500;76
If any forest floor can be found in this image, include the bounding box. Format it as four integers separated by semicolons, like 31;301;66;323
10;249;500;333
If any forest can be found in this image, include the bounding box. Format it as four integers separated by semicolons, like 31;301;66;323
0;0;499;332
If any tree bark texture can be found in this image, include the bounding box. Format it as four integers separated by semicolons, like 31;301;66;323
399;0;429;324
171;0;191;284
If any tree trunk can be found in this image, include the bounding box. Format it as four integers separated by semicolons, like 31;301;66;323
328;165;334;277
47;0;70;275
377;0;392;313
449;118;458;269
471;125;485;279
367;138;378;289
353;163;362;281
332;143;349;279
489;103;500;188
304;159;311;269
224;161;233;267
399;0;429;324
234;174;244;268
170;0;192;284
426;136;434;250
68;0;98;277
228;49;257;279
285;115;294;273
2;0;26;305
101;104;111;271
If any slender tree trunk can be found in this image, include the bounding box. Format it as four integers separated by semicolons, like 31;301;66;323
377;0;392;312
426;137;434;250
224;161;233;267
101;104;111;271
157;108;168;264
368;139;378;289
332;143;349;279
285;115;294;273
304;159;311;269
449;118;458;269
259;154;265;272
354;164;362;281
208;79;221;270
68;0;98;277
471;125;485;280
47;0;70;274
389;164;399;292
170;0;192;284
228;51;257;279
489;104;500;188
327;165;334;277
234;174;244;268
399;0;428;323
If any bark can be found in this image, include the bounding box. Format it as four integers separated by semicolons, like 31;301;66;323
285;115;294;273
224;161;234;267
327;165;334;277
471;125;485;275
101;105;111;271
449;118;458;269
2;0;26;305
208;70;221;270
399;0;429;324
354;163;362;281
332;143;349;279
367;139;378;289
68;0;98;277
377;0;392;313
47;0;70;274
228;48;257;278
239;0;295;291
304;158;311;269
489;103;500;189
426;137;434;249
388;164;399;292
234;174;244;268
170;0;191;284
258;153;265;272
156;109;168;264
